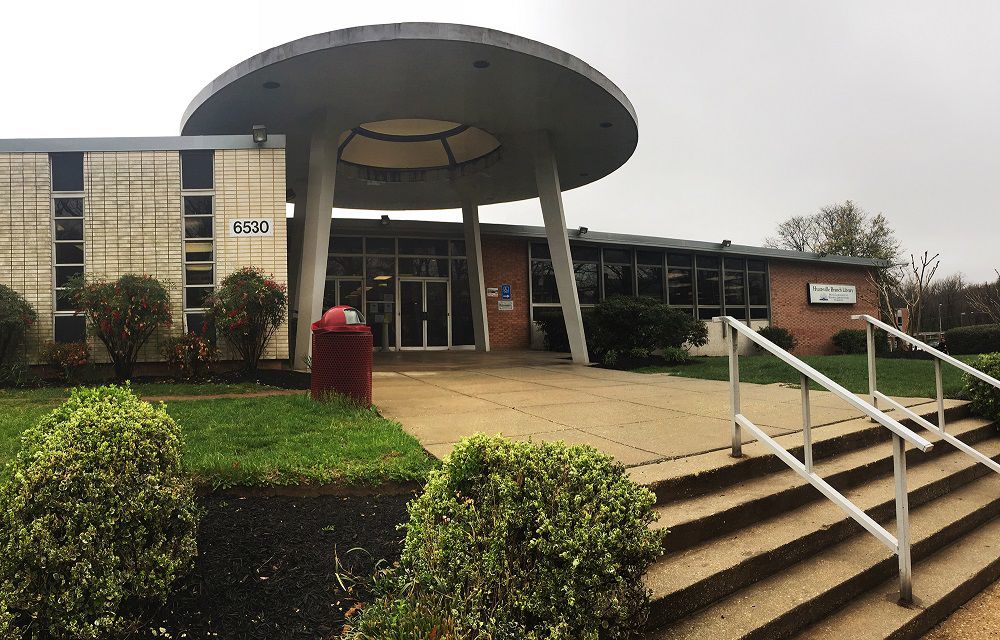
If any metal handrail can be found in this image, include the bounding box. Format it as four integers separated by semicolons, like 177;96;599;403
713;316;933;604
852;313;1000;474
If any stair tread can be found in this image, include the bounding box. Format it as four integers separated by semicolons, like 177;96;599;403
652;417;993;533
794;514;1000;640
630;400;969;492
644;471;1000;639
647;436;1000;603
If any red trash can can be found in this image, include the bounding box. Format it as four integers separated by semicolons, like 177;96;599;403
310;305;372;404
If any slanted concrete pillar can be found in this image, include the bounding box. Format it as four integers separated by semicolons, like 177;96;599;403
286;187;307;314
461;197;490;352
293;121;339;371
533;132;589;364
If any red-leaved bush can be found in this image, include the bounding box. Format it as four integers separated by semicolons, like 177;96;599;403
66;274;171;380
207;267;287;372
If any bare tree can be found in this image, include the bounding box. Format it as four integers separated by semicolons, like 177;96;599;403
764;215;819;252
871;252;941;336
764;201;899;261
968;269;1000;324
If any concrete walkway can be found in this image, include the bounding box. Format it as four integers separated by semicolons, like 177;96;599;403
373;351;961;466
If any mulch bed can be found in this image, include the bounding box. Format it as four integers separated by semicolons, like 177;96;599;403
137;493;413;639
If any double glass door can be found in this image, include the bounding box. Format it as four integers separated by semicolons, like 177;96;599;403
399;279;449;348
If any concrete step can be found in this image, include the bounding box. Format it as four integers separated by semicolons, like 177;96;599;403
632;401;971;504
643;470;1000;640
645;435;1000;626
793;515;1000;640
653;417;996;553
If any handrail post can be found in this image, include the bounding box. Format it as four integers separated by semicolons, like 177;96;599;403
726;321;743;457
866;321;879;412
934;358;946;433
892;433;913;603
801;373;813;472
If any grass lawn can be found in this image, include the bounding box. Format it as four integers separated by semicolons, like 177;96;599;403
636;353;978;399
0;383;435;488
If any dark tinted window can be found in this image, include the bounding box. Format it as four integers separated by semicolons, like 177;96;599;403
571;244;600;262
748;259;767;272
724;257;745;270
56;266;83;287
366;237;395;254
398;258;449;277
398;238;448;255
54;198;83;217
696;255;720;270
637;250;663;266
54;316;86;343
180;150;214;190
724;269;746;306
450;260;475;346
330;236;363;254
575;262;599;304
55;290;78;311
184;217;213;239
185;286;213;308
667;268;693;306
638;265;664;299
55;243;84;264
54;219;83;241
750;307;769;320
365;256;394;277
450;240;466;256
51;153;84;192
184;196;213;215
327;256;363;276
748;272;768;306
185;241;213;262
667;253;693;268
697;268;721;306
531;242;551;259
603;248;631;264
603;263;633;297
185;265;214;285
531;261;558;303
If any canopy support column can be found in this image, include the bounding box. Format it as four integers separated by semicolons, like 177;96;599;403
293;121;339;371
534;132;589;364
461;198;490;352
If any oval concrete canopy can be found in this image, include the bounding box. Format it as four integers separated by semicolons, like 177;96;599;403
180;23;638;211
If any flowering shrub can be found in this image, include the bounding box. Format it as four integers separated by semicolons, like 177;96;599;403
0;385;198;639
208;267;287;372
344;435;662;639
65;274;171;380
0;283;36;368
42;340;90;384
161;333;215;379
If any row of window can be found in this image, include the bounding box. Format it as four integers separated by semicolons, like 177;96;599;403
48;150;217;342
529;243;770;321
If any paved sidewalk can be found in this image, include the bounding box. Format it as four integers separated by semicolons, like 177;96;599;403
373;354;961;465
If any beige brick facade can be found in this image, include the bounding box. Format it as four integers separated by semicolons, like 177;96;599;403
214;148;288;361
84;151;184;363
0;153;52;363
0;145;289;366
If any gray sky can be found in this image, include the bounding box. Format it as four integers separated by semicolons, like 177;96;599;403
3;1;998;280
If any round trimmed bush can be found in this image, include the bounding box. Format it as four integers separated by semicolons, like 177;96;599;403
0;385;198;639
345;435;662;639
0;283;36;369
966;353;1000;421
757;325;796;352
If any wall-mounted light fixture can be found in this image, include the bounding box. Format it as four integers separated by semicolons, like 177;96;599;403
252;124;267;145
380;214;391;226
578;226;589;236
721;239;732;248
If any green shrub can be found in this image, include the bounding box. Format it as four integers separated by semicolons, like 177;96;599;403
757;325;797;352
589;296;708;367
0;284;37;379
965;353;1000;421
161;333;216;379
345;435;662;640
832;328;890;355
533;307;595;354
207;267;287;372
66;273;172;380
0;385;198;639
945;324;1000;355
42;340;91;384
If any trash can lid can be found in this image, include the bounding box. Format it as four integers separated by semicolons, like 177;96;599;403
311;306;370;333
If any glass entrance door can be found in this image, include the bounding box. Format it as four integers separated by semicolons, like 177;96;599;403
399;279;450;349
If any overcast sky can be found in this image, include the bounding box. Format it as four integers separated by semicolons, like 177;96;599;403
3;1;998;280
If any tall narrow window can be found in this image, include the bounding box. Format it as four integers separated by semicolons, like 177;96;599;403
602;247;633;298
636;250;664;300
667;253;693;314
181;150;215;335
51;152;86;343
748;259;769;319
723;257;747;319
695;255;722;320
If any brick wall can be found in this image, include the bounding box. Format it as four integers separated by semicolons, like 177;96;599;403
482;235;531;349
84;151;184;363
0;153;51;363
214;148;288;361
769;260;879;355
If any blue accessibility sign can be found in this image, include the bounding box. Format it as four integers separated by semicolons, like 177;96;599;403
500;283;512;300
